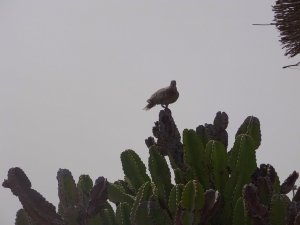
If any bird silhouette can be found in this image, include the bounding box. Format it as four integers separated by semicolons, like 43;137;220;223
144;80;179;110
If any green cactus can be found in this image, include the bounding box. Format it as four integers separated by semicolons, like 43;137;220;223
98;207;117;225
121;149;151;192
232;198;252;225
87;214;102;225
130;182;153;224
181;180;204;211
223;134;257;225
4;109;300;225
77;175;93;208
183;129;209;188
270;194;290;225
233;135;257;203
57;169;80;225
130;181;172;225
180;180;205;225
208;140;229;194
134;200;172;225
3;167;65;225
148;146;173;204
87;203;115;225
235;116;261;150
130;182;158;223
107;182;135;205
116;203;131;225
168;184;184;216
15;209;35;225
252;164;281;206
173;166;195;185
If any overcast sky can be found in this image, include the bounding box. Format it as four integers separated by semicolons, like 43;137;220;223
1;1;300;224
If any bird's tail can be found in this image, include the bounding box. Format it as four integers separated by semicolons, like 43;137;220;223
143;101;155;110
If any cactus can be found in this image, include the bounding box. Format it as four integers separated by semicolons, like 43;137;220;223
15;209;35;225
107;182;135;205
232;198;249;225
168;184;184;216
243;183;268;224
183;129;209;188
3;167;65;225
148;146;173;204
180;180;204;225
130;182;172;225
222;133;257;224
280;171;299;194
57;169;80;225
121;149;151;192
235;116;261;150
116;203;131;225
3;109;299;225
77;175;94;208
87;177;109;217
270;194;290;225
207;140;228;194
242;169;300;225
146;108;184;169
3;167;111;225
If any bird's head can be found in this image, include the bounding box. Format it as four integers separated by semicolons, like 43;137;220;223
170;80;176;87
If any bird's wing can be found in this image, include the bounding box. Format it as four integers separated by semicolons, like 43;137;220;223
147;87;168;103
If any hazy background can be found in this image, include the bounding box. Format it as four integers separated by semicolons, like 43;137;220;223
1;1;300;224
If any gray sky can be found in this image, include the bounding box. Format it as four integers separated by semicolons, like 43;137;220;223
1;1;300;224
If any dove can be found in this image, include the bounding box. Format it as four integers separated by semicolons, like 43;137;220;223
144;80;179;110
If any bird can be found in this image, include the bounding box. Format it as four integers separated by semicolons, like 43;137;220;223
144;80;179;110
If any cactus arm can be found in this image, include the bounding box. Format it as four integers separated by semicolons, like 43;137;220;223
195;125;209;147
230;135;257;204
57;169;78;208
168;184;184;216
232;198;245;225
134;201;172;225
87;177;108;217
77;175;93;208
86;213;101;225
130;182;152;224
235;135;257;189
235;116;261;150
181;180;204;211
15;209;35;225
208;140;228;194
113;180;135;195
148;146;173;203
98;208;117;225
280;171;299;194
116;203;131;225
201;189;220;223
181;211;194;225
2;167;65;225
183;129;209;188
223;134;257;225
107;182;135;205
179;180;205;224
270;194;290;225
133;201;155;225
243;184;269;225
88;205;114;225
56;169;80;225
130;181;172;225
232;197;252;225
121;149;150;192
